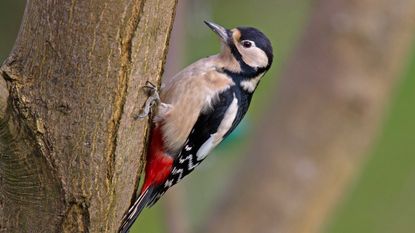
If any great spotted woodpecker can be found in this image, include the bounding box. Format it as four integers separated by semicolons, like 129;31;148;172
119;21;273;233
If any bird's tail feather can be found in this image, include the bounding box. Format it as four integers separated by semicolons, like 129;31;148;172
118;186;155;233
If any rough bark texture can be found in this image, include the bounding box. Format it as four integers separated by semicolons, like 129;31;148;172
202;0;415;233
0;0;177;232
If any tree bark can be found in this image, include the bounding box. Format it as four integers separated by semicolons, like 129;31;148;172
0;0;177;232
202;0;415;233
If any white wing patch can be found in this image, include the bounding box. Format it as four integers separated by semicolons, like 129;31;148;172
196;136;216;161
196;94;239;161
240;73;263;93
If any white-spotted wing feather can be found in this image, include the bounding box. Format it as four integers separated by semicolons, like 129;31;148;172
196;94;239;161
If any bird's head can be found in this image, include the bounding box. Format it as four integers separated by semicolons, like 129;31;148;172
204;21;273;75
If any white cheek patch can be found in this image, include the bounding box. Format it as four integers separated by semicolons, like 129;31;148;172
237;43;269;68
196;95;239;161
240;73;263;92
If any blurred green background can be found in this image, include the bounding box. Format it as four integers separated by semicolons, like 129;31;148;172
1;1;414;233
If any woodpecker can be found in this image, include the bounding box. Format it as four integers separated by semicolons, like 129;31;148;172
119;21;273;233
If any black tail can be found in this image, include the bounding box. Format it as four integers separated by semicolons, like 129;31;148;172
118;186;155;233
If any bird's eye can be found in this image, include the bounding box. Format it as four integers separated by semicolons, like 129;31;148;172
242;41;252;48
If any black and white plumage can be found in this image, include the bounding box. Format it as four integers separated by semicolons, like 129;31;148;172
119;21;273;233
149;87;249;205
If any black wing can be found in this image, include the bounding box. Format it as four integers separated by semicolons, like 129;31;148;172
148;88;252;205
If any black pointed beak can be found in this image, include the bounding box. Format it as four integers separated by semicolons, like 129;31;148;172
204;21;229;42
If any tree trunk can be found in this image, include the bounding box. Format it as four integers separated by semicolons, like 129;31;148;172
0;0;177;232
201;0;415;233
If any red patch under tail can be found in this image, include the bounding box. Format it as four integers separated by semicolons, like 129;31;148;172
140;126;173;194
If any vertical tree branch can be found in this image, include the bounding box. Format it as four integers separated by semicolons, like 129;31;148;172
0;0;177;232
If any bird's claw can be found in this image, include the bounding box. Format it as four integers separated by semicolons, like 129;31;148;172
134;81;161;120
142;81;157;93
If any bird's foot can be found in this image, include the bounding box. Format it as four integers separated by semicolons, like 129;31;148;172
134;81;161;120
